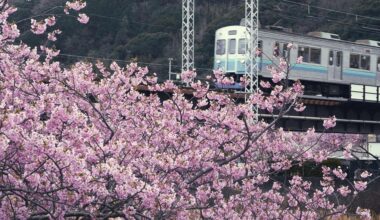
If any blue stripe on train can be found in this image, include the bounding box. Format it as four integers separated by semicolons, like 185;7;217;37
215;59;336;75
292;64;327;74
343;69;376;78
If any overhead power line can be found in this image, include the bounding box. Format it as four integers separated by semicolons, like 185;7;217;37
56;53;214;71
13;6;180;31
273;8;372;28
271;6;380;37
282;0;380;22
87;13;180;31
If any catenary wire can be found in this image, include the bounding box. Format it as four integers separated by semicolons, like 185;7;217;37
271;7;380;37
56;53;215;72
282;0;380;22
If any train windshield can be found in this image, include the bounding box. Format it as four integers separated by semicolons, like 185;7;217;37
238;38;247;54
229;39;236;54
216;40;226;55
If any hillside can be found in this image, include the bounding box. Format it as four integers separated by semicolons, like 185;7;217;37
9;0;380;79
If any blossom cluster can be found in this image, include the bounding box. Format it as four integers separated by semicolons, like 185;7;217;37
0;1;372;219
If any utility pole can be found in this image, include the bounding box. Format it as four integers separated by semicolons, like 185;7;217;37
245;0;259;118
168;58;173;80
182;0;195;73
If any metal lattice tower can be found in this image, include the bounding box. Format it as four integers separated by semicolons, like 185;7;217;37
245;0;259;116
182;0;195;73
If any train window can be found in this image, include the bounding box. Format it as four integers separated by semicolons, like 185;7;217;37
282;43;289;58
336;51;342;67
237;39;262;55
310;48;321;64
377;57;380;71
350;54;370;70
298;46;321;64
329;51;334;66
228;30;237;35
273;42;280;57
228;39;236;54
216;40;226;55
258;40;263;57
238;38;247;54
350;54;360;69
361;55;370;70
258;40;263;49
298;46;310;63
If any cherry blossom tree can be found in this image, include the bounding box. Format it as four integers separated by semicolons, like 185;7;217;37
0;0;374;219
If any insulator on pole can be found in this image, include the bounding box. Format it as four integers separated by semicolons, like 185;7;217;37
182;0;195;74
245;0;259;118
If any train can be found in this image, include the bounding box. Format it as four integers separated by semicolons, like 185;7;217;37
214;22;380;102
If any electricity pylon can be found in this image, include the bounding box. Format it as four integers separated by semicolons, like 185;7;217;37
182;0;195;73
245;0;259;118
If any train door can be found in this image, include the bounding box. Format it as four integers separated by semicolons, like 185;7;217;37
328;50;343;80
227;38;237;73
376;57;380;85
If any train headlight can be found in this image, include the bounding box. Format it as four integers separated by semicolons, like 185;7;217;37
240;60;245;63
216;60;221;64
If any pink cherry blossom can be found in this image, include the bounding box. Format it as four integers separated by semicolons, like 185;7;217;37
296;56;303;64
181;70;196;83
354;181;367;191
332;166;347;180
47;29;62;41
356;207;372;220
343;143;353;159
66;0;87;11
272;70;285;83
292;80;304;94
323;116;337;129
77;13;89;24
30;19;47;35
337;186;351;197
360;171;372;179
239;76;248;87
0;8;370;219
256;48;262;56
294;102;306;112
191;80;208;98
220;76;234;85
44;16;56;26
260;80;271;88
2;23;19;39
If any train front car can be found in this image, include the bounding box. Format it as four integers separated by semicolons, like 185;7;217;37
214;26;247;90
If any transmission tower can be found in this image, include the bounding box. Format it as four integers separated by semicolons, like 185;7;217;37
245;0;259;116
182;0;195;73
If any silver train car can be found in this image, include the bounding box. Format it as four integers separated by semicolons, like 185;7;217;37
214;24;380;100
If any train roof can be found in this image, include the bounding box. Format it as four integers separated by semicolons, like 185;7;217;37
216;25;380;51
